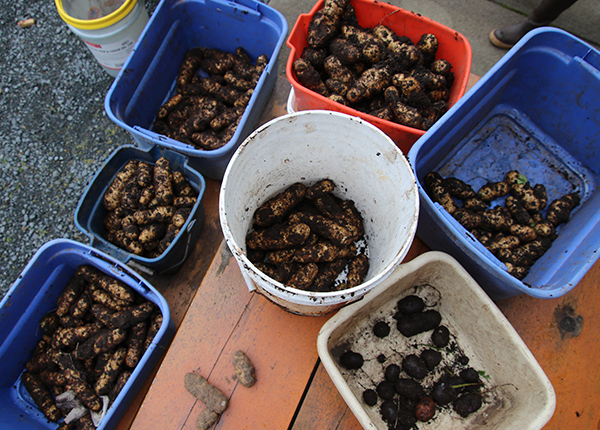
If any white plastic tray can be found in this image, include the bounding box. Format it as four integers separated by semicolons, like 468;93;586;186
317;251;555;429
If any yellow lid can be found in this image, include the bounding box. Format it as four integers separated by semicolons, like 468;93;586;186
55;0;137;30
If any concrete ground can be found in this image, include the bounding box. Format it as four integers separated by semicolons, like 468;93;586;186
0;0;598;300
270;0;600;77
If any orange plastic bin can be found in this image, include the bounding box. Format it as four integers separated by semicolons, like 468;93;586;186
286;0;472;153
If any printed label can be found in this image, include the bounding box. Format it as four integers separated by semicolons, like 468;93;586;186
84;36;135;70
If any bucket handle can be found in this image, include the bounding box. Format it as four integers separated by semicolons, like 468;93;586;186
87;246;154;293
240;269;258;292
226;245;257;292
133;126;197;150
575;50;600;78
209;0;268;13
173;219;197;270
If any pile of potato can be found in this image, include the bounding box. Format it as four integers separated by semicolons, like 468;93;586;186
292;0;456;131
425;170;581;279
102;157;198;259
22;265;163;429
152;46;269;150
341;291;489;427
245;179;369;292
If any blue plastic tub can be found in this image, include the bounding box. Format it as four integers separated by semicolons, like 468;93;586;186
407;28;600;301
104;0;288;180
0;239;175;429
75;144;206;275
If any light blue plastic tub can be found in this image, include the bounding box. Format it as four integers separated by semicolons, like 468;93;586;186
0;239;175;429
104;0;288;179
408;28;600;300
75;144;206;275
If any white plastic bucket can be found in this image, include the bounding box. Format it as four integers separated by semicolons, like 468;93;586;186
219;111;420;316
55;0;149;77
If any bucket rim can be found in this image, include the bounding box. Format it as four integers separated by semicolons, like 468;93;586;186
55;0;137;30
219;110;420;305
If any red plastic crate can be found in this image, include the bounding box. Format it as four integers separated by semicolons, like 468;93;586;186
286;0;472;153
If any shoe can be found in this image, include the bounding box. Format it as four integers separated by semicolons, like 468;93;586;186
489;19;540;49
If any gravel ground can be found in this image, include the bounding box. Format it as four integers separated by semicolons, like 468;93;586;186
0;0;159;299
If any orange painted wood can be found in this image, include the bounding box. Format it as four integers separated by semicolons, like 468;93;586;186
128;245;254;430
128;245;329;430
496;259;600;430
291;363;362;430
188;287;329;430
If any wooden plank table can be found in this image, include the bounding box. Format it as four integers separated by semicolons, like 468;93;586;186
117;76;600;429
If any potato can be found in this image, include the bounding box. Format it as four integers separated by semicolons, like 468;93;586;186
292;58;328;96
95;274;135;304
103;160;138;211
39;311;60;336
69;290;91;319
126;321;148;368
252;182;307;227
176;48;203;90
307;8;341;48
75;327;128;359
172;171;194;197
64;368;103;412
109;370;132;403
22;265;164;430
184;373;228;414
153;157;174;206
138;223;167;244
196;409;220;430
56;276;84;317
107;231;145;255
105;301;155;330
305;179;335;200
288;212;353;247
424;172;458;215
246;179;370;293
396;310;442;337
246;222;311;251
311;258;348;292
21;372;62;422
75;413;96;430
91;288;128;311
173;196;197;208
287;263;319;290
384;86;424;129
143;311;162;351
346;66;391;104
478;181;510;202
293;4;457;131
94;347;127;396
121;215;140;240
416;33;439;62
265;249;295;265
292;240;344;263
345;253;369;288
102;156;198;259
232;350;256;388
50;323;101;350
546;192;580;226
155;46;269;150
